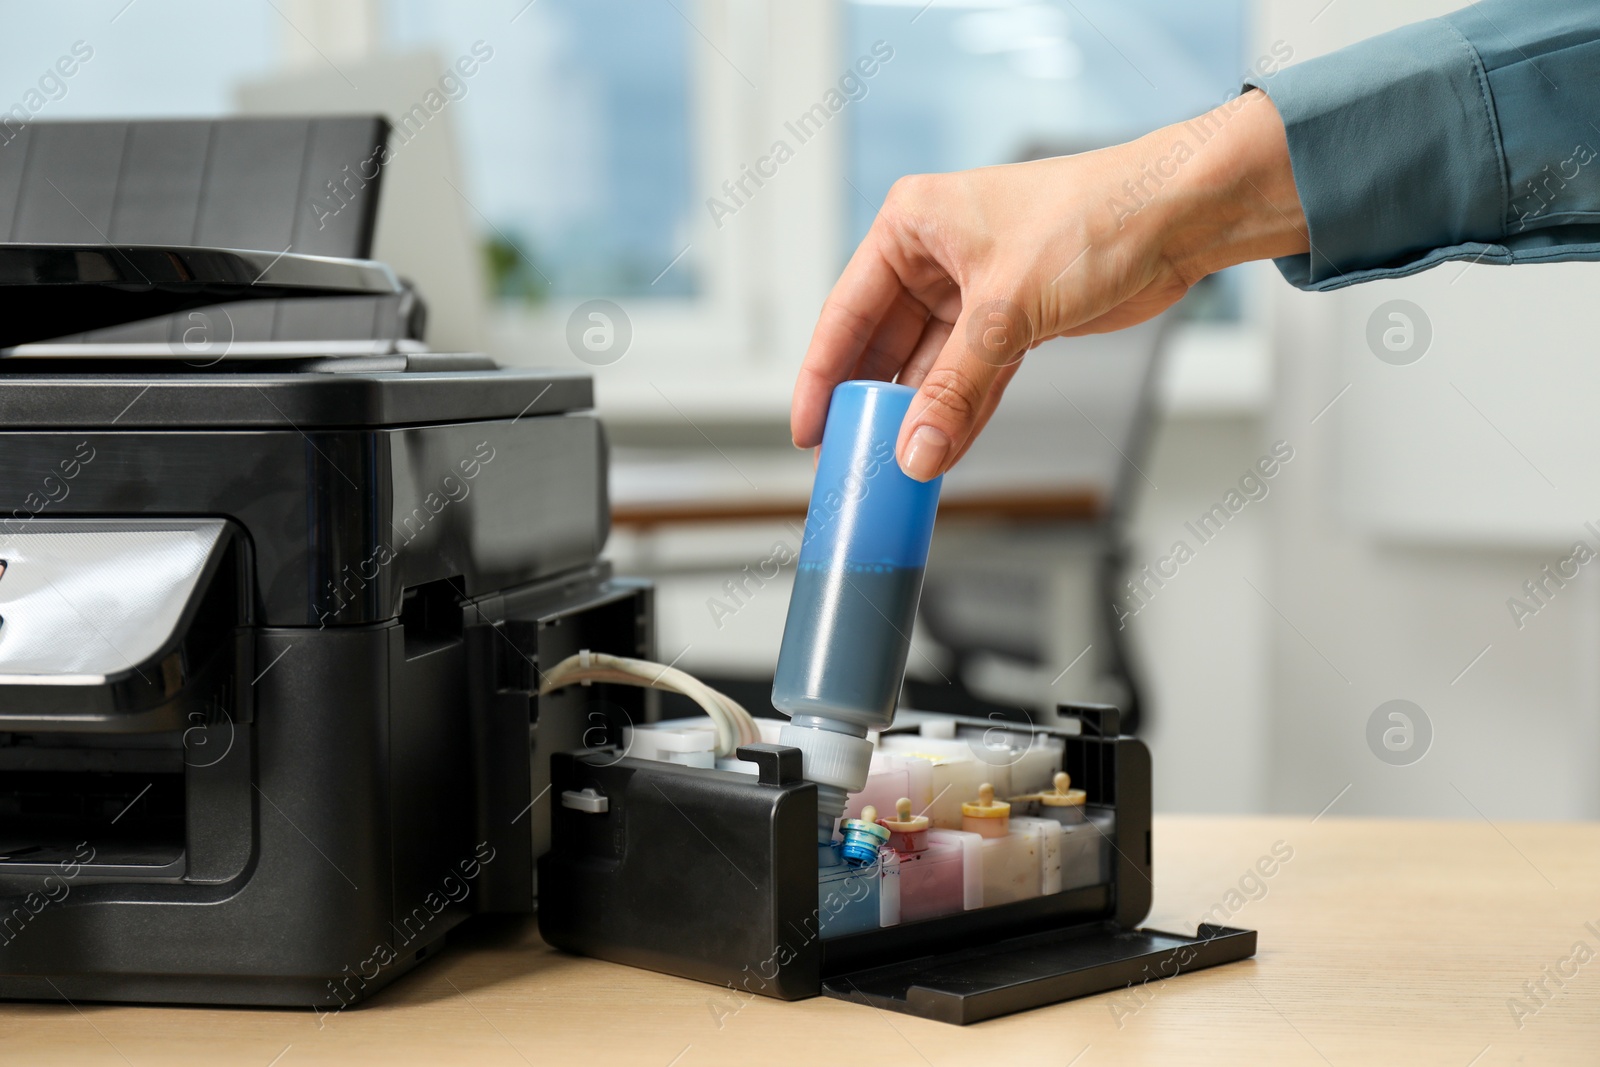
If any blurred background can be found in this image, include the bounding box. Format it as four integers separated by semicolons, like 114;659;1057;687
8;0;1598;821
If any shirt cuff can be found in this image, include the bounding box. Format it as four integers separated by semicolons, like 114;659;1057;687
1245;17;1507;291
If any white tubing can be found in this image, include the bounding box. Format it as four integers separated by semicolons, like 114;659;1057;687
538;651;761;757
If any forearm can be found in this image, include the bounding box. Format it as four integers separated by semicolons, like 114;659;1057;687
1141;90;1309;286
1247;0;1600;290
794;91;1313;476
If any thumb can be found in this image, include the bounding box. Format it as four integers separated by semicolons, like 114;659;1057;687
895;296;1034;482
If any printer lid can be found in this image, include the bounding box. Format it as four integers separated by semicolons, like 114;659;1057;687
0;242;402;349
0;116;422;357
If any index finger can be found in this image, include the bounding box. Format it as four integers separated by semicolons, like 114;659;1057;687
791;237;910;448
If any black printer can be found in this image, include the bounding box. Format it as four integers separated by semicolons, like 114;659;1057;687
0;116;1252;1023
0;116;653;1007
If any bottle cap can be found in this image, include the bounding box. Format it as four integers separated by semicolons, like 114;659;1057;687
878;796;929;833
960;782;1010;819
1014;771;1087;808
841;806;891;843
840;804;891;865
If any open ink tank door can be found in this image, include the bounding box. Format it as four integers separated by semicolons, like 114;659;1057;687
772;381;942;841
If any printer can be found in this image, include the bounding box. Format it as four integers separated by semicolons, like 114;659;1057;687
0;116;1252;1023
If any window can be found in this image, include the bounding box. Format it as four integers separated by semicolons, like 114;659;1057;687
385;0;699;300
843;0;1249;245
0;1;279;120
843;0;1250;318
0;0;1251;376
478;1;848;404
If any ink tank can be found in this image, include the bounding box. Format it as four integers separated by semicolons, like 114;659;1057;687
772;380;943;844
877;798;981;922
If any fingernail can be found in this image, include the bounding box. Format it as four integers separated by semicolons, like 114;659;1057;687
900;425;951;482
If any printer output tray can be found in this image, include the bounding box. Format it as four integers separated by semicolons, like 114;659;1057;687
823;920;1256;1025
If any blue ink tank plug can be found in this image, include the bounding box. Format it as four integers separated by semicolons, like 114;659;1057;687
772;381;943;847
840;805;891;866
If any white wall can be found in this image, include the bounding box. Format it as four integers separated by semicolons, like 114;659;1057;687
1262;275;1600;821
1125;409;1275;815
1251;0;1600;819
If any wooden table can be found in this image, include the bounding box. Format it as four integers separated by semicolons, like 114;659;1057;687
610;489;1102;529
8;816;1598;1065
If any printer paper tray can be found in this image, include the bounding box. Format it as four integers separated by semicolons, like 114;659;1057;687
823;921;1257;1025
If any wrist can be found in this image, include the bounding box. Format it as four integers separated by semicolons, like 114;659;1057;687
1148;89;1308;283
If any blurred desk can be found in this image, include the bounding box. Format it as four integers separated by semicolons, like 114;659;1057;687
612;488;1101;528
609;447;1102;528
10;816;1598;1065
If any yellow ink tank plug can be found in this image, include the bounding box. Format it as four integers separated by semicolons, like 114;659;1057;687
1020;772;1086;807
961;783;1010;839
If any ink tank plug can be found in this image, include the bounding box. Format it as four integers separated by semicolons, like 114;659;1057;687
878;797;930;853
772;381;943;846
960;783;1011;839
840;805;891;865
1014;772;1087;824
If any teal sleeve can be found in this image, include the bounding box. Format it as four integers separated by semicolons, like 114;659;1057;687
1244;1;1600;291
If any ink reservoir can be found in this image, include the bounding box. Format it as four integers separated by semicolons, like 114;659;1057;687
771;381;942;846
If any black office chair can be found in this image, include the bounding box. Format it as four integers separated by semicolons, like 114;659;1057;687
904;312;1171;735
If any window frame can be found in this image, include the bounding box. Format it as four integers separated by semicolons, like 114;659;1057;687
485;0;848;421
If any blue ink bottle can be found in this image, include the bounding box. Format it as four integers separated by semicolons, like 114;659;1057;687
772;380;942;844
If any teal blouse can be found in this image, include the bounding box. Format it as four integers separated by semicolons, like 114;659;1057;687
1245;1;1600;290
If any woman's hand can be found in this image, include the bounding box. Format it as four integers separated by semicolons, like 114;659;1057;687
791;89;1308;481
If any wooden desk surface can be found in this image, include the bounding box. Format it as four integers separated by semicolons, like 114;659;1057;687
609;489;1102;529
9;816;1599;1065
